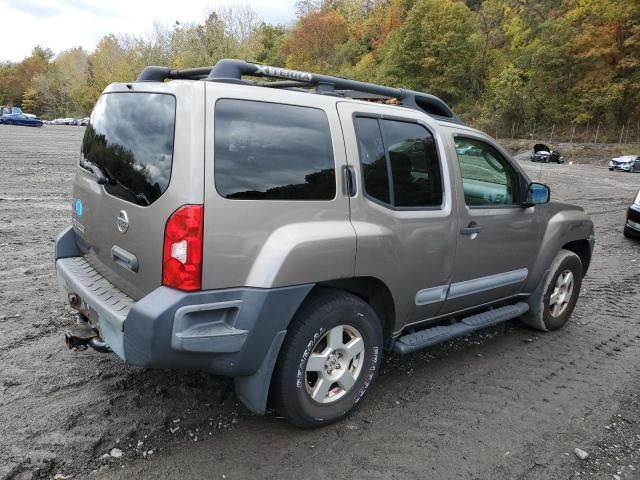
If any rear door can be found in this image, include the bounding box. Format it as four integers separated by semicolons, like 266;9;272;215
440;133;539;314
71;81;205;300
337;102;458;329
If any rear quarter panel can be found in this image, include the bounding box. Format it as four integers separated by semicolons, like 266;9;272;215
201;84;355;290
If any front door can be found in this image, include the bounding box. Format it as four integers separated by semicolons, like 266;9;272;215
441;134;540;314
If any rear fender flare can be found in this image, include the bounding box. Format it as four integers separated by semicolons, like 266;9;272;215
244;221;356;288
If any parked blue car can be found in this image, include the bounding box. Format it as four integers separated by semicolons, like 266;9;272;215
0;106;43;127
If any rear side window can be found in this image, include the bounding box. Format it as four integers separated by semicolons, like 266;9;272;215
81;93;176;206
354;117;390;204
215;99;336;200
354;116;443;208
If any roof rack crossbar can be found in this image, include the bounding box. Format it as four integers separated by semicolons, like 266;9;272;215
206;59;461;122
138;66;214;82
137;59;462;124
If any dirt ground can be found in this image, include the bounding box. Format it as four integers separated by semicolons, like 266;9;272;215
1;125;639;480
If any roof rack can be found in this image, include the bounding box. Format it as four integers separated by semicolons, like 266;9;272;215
137;59;463;124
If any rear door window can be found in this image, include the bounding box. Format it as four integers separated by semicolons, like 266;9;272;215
81;92;176;206
354;117;390;204
214;99;336;200
354;116;443;208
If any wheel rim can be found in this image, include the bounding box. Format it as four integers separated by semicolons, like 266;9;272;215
304;325;365;404
549;269;574;317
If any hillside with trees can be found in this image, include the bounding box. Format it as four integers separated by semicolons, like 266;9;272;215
0;0;638;141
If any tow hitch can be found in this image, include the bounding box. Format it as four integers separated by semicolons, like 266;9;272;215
65;318;112;353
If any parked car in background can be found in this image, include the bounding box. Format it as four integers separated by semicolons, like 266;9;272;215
0;106;43;127
530;143;564;163
624;190;640;239
609;155;640;173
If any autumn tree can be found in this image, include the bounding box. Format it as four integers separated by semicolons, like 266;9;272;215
21;86;38;113
283;10;349;72
375;0;478;103
0;0;637;131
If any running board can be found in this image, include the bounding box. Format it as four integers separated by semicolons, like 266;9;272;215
393;302;530;355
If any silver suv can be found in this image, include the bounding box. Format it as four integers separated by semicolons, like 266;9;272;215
55;60;595;427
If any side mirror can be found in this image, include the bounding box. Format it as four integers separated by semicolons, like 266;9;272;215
524;182;550;207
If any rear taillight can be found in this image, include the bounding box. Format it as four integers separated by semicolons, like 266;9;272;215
162;205;204;291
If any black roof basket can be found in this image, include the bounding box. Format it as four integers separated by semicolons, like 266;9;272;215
137;59;463;124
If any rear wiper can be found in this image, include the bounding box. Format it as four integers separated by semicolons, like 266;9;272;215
135;193;151;206
80;155;109;185
87;164;108;185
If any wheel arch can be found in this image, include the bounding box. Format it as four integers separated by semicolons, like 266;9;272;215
562;239;592;277
315;276;397;348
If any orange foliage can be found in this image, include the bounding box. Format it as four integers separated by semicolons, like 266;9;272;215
283;10;348;71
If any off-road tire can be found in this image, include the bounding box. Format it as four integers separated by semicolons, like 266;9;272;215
521;249;583;331
271;288;383;428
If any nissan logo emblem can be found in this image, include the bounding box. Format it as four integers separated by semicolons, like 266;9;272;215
116;210;129;233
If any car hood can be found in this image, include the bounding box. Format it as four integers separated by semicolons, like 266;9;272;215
534;143;551;153
612;155;636;163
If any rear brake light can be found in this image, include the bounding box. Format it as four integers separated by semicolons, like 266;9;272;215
162;205;204;291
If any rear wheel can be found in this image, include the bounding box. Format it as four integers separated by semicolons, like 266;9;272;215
271;288;383;427
521;249;582;331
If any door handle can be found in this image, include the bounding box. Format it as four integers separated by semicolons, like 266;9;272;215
111;245;139;272
460;223;482;236
342;166;356;197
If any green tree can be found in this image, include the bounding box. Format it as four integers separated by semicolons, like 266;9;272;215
250;23;288;65
375;0;478;104
21;85;38;113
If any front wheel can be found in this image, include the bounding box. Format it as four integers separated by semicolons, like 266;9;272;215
271;289;383;427
521;249;583;331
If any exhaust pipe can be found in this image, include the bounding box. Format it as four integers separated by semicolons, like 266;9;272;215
87;337;112;353
65;317;112;353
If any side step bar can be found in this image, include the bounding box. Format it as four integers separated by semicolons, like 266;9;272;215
393;302;530;355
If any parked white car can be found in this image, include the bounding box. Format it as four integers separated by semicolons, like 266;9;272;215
608;155;640;173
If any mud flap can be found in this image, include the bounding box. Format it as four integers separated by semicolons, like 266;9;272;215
234;330;287;415
523;269;551;331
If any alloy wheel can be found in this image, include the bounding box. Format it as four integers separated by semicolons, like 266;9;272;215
304;325;365;404
549;269;574;317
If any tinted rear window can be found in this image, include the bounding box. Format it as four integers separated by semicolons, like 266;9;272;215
214;99;336;200
81;93;176;206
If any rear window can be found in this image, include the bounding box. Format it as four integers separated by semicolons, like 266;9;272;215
81;92;176;206
214;99;336;200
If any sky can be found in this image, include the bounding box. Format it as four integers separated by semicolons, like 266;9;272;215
0;0;297;62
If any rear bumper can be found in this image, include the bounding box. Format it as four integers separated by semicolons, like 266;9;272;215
55;226;312;377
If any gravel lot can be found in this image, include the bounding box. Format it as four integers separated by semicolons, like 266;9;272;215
1;125;639;480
